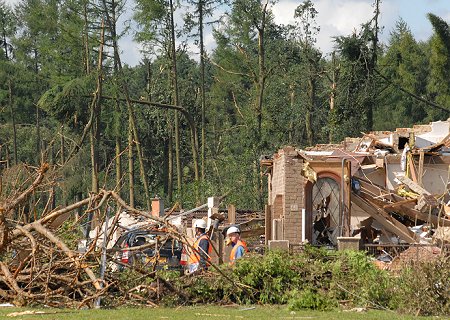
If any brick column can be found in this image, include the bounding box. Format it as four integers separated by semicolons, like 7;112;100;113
282;149;304;243
269;147;305;243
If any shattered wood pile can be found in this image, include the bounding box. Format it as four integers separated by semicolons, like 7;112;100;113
352;177;450;243
0;164;198;308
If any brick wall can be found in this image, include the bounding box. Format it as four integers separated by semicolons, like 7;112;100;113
270;152;285;206
269;146;305;243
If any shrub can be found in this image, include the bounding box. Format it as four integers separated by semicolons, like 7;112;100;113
328;250;393;308
288;289;333;311
391;256;450;316
159;247;448;316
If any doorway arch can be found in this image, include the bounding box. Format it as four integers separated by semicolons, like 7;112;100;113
305;173;341;246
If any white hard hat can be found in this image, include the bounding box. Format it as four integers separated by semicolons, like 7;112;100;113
194;219;207;229
226;226;240;235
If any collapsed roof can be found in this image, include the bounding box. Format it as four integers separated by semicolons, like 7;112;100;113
263;119;450;246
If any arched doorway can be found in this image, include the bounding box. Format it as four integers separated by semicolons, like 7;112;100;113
307;176;341;246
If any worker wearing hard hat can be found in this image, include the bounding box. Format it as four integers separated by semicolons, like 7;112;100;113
188;219;212;273
226;226;248;264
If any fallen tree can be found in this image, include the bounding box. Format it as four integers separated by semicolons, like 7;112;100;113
0;164;238;308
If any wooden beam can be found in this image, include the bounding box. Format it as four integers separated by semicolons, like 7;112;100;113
383;198;417;209
227;204;236;224
396;175;431;195
409;132;415;149
265;205;272;245
418;150;424;187
241;226;265;238
352;193;418;243
408;154;418;183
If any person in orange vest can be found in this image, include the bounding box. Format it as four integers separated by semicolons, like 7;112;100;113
226;226;247;265
188;219;212;273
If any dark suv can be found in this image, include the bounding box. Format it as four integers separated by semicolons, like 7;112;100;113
112;229;183;272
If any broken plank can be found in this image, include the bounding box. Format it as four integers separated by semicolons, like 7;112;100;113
396;175;431;195
362;188;450;227
418;150;424;187
383;198;417;209
408;154;418;183
352;193;418;243
241;226;265;238
397;204;450;227
355;176;450;227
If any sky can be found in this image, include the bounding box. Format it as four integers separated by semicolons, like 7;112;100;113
3;0;450;66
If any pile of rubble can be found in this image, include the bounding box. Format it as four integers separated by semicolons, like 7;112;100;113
389;246;443;271
373;245;445;271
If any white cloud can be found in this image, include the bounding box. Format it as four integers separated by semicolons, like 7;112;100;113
120;34;143;66
272;0;402;57
2;0;18;6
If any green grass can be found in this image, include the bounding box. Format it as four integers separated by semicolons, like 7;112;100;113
0;305;440;320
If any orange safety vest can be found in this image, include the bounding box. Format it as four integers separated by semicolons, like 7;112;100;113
229;240;248;264
188;234;212;264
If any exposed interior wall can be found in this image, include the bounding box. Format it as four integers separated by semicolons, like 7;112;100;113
415;120;450;147
421;164;450;195
385;155;403;190
350;204;371;231
362;166;386;187
386;156;449;195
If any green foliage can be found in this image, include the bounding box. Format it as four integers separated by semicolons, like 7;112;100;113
288;288;331;311
390;257;450;316
426;14;450;122
329;250;393;308
375;19;428;130
37;75;94;123
234;250;299;304
56;219;84;250
165;249;448;316
332;20;381;140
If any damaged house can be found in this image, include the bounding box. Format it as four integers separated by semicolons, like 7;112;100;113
262;120;450;250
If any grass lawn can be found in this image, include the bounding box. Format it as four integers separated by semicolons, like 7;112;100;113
0;305;441;320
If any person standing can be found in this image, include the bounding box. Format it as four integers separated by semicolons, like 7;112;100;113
188;219;212;273
226;226;247;264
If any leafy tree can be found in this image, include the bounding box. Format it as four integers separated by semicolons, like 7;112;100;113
0;1;17;165
0;0;15;60
184;0;227;180
211;0;298;207
292;0;326;146
134;0;201;205
426;13;450;121
375;18;428;129
330;1;382;141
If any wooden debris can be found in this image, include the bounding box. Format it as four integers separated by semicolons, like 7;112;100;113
415;194;439;213
0;164;186;308
395;175;431;195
